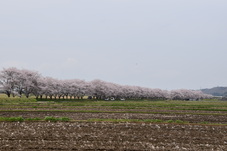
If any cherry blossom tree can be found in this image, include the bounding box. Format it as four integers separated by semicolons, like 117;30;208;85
170;89;212;100
0;67;21;97
90;79;107;99
19;69;41;98
0;67;213;100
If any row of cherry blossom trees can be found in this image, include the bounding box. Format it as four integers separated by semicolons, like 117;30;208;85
0;67;212;100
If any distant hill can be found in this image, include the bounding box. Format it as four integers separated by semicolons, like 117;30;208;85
201;87;227;96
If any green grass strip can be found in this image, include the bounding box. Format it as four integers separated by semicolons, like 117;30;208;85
0;116;71;122
44;116;71;122
0;116;226;126
86;118;227;126
87;118;189;124
0;117;25;122
0;110;226;116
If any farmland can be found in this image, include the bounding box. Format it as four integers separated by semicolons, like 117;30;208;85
0;96;227;150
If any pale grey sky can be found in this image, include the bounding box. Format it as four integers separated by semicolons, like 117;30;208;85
0;0;227;90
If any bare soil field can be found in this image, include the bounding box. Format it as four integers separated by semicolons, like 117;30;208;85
1;99;227;150
2;105;227;114
0;111;227;124
0;122;226;151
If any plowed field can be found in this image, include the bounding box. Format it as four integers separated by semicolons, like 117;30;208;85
0;99;227;150
0;122;226;150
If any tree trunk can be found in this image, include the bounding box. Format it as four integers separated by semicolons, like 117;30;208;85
19;91;22;95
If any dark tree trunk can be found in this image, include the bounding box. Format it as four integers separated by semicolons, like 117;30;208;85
5;90;11;97
19;91;22;95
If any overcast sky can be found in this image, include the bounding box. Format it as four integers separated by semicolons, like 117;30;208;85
0;0;226;90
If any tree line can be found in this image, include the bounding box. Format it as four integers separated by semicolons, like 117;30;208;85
0;67;212;100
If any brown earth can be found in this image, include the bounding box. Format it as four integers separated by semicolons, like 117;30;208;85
0;122;226;151
2;106;227;114
0;111;227;124
1;105;227;150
